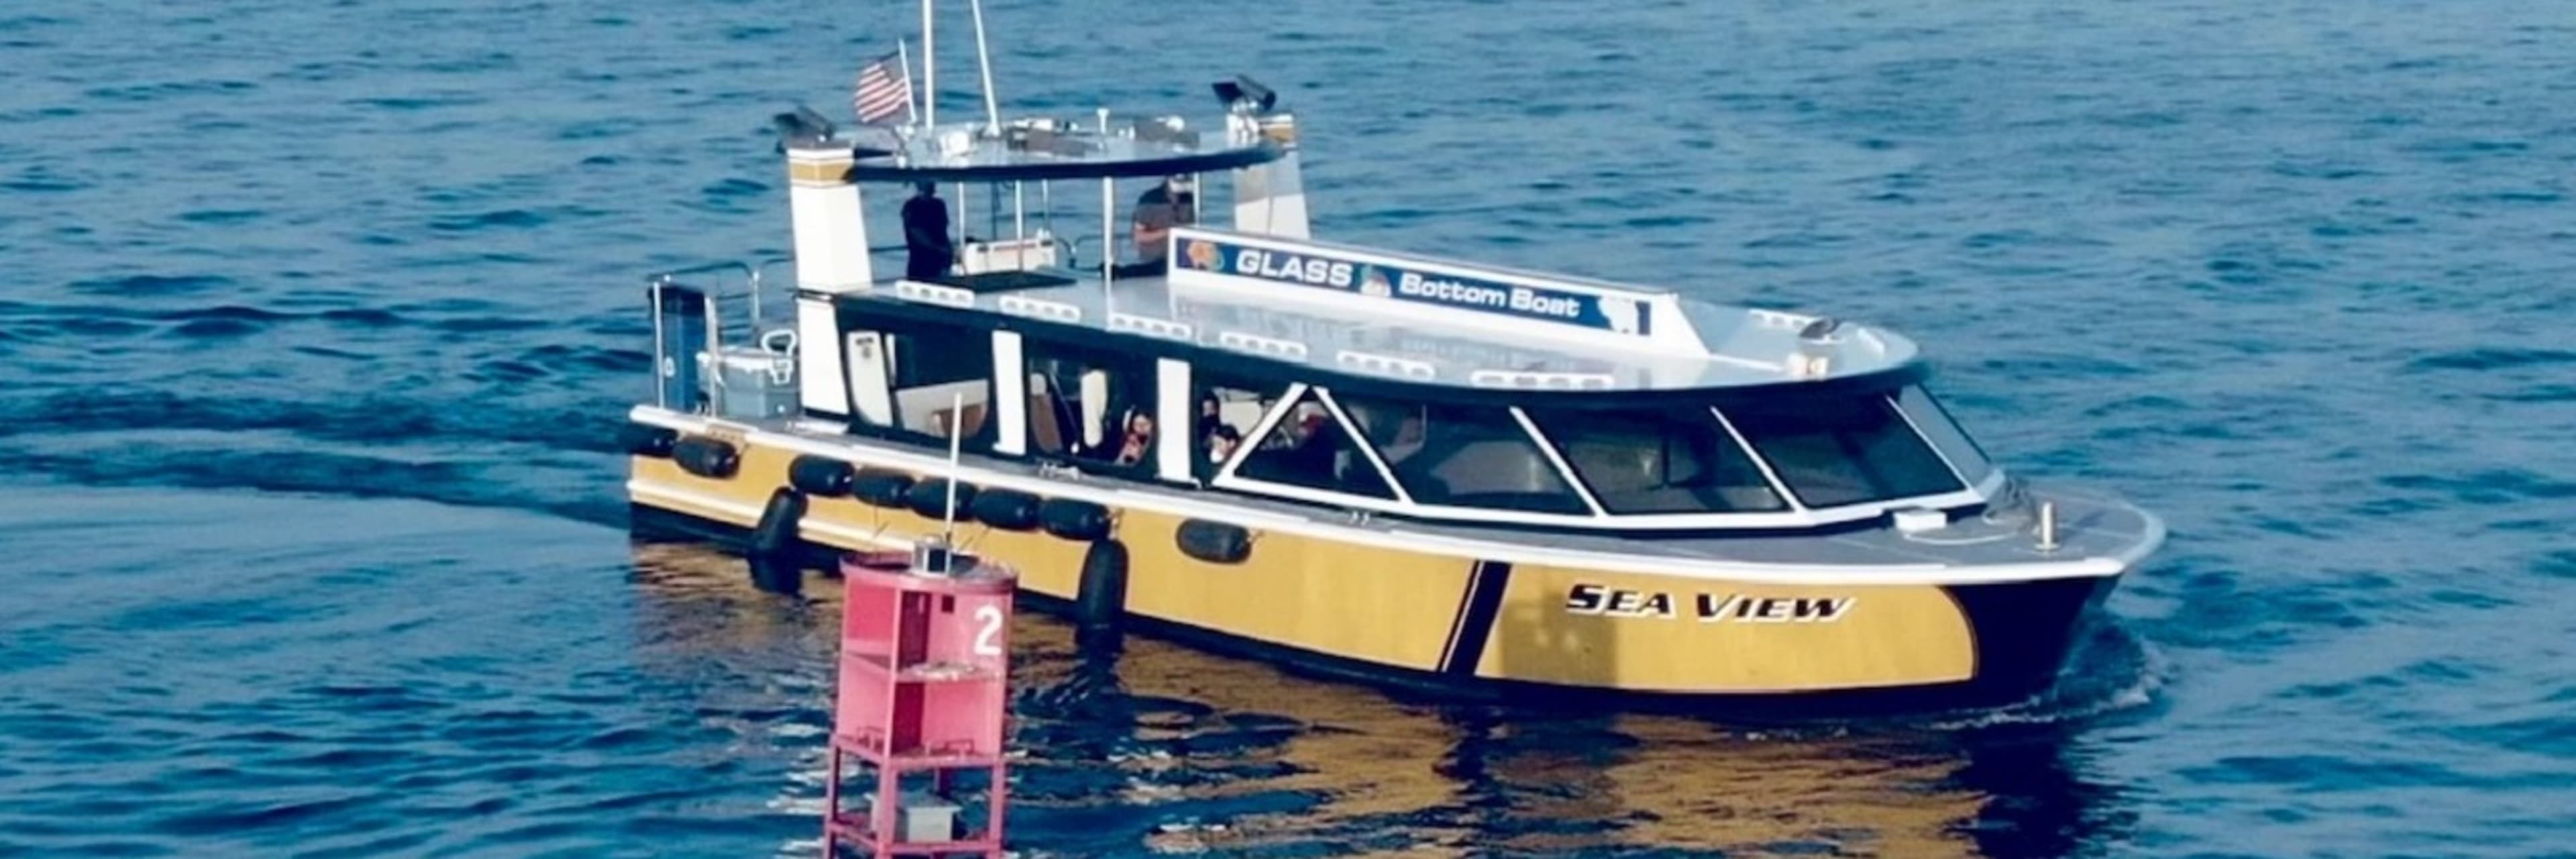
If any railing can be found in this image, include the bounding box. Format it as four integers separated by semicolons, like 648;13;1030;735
645;256;795;414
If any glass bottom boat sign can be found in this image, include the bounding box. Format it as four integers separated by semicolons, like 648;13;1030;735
1172;228;1661;339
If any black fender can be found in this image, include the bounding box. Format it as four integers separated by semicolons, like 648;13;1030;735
748;488;808;595
851;470;916;508
622;423;679;458
906;478;980;521
1039;497;1114;542
1075;540;1129;631
786;454;856;497
1175;519;1253;564
671;436;740;479
968;488;1043;531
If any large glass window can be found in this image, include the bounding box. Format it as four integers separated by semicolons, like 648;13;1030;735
1892;385;1995;487
1722;393;1964;508
1232;389;1397;499
1023;337;1157;472
882;321;994;453
1191;373;1292;479
1524;407;1786;514
1333;395;1590;514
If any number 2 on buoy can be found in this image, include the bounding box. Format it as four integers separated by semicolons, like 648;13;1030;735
973;604;1003;656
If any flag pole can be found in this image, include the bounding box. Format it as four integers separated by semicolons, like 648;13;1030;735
897;38;918;127
919;0;936;130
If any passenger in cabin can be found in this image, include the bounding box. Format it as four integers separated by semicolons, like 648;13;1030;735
1205;424;1242;464
901;181;955;281
1128;174;1196;270
1114;411;1156;466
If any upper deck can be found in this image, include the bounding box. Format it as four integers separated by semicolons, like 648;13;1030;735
837;225;1921;399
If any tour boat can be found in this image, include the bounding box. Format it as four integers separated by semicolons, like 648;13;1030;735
621;5;2164;715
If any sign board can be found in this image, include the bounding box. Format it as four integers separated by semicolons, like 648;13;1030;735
1168;228;1685;345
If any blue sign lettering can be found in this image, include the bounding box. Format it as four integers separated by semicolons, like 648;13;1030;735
1177;236;1651;336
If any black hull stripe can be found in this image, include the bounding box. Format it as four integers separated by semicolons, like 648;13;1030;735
1440;560;1512;676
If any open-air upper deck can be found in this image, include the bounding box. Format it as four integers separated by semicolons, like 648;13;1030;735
839;225;1923;400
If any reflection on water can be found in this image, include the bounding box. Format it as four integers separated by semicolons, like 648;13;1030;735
625;542;2137;858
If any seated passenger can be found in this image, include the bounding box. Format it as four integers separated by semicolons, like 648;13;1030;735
1114;411;1155;467
1205;424;1243;464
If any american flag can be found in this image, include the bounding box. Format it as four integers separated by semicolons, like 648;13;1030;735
851;50;912;125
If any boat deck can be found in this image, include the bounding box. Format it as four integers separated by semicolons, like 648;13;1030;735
844;253;1919;395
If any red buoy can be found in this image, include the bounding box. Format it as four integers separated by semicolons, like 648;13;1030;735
824;544;1014;858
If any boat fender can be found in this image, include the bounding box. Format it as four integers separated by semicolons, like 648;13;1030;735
1175;519;1253;565
671;436;740;479
1075;539;1128;631
622;423;678;458
748;488;808;595
851;470;916;509
968;488;1042;532
1038;497;1114;542
906;478;981;521
787;454;855;497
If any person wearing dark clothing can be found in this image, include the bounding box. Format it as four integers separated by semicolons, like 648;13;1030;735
902;182;954;281
1128;174;1195;270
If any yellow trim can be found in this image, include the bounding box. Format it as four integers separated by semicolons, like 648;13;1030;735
632;432;1982;695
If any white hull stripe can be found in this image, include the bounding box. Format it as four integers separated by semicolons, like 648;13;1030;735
629;407;2159;587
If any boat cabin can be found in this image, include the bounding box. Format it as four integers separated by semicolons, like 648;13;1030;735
644;85;2006;536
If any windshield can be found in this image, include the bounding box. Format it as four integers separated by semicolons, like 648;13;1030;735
1892;385;1994;487
1523;407;1787;514
1721;393;1964;508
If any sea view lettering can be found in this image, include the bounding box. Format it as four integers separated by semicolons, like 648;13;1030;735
1562;583;1854;623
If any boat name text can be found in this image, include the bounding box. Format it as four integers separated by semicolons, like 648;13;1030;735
1562;583;1854;623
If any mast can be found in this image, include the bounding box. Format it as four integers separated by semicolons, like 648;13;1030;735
968;0;1001;131
919;0;935;129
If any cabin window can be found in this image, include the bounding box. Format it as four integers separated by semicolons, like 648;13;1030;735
1232;388;1397;499
1022;336;1157;471
1525;407;1786;514
1721;393;1964;507
1333;394;1589;515
1892;385;1995;487
883;321;994;452
1190;373;1291;479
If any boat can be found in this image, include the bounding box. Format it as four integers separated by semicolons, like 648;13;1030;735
621;1;2165;716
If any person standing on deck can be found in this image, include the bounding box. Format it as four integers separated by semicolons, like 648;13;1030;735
1129;174;1196;271
902;181;955;281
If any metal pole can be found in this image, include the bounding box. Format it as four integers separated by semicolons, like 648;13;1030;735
1100;174;1112;298
920;0;935;130
2036;501;2059;552
897;39;918;125
942;391;964;559
649;280;666;409
967;0;1000;132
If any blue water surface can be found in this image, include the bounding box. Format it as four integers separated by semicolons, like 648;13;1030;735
4;1;2574;856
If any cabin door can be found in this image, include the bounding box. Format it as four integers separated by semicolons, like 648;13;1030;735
843;331;894;427
651;283;710;413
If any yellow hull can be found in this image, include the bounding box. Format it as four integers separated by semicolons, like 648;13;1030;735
626;420;2118;713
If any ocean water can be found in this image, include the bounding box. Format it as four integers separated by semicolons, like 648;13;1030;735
4;0;2574;856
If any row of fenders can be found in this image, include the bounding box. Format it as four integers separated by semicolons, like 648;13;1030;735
628;425;1260;621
